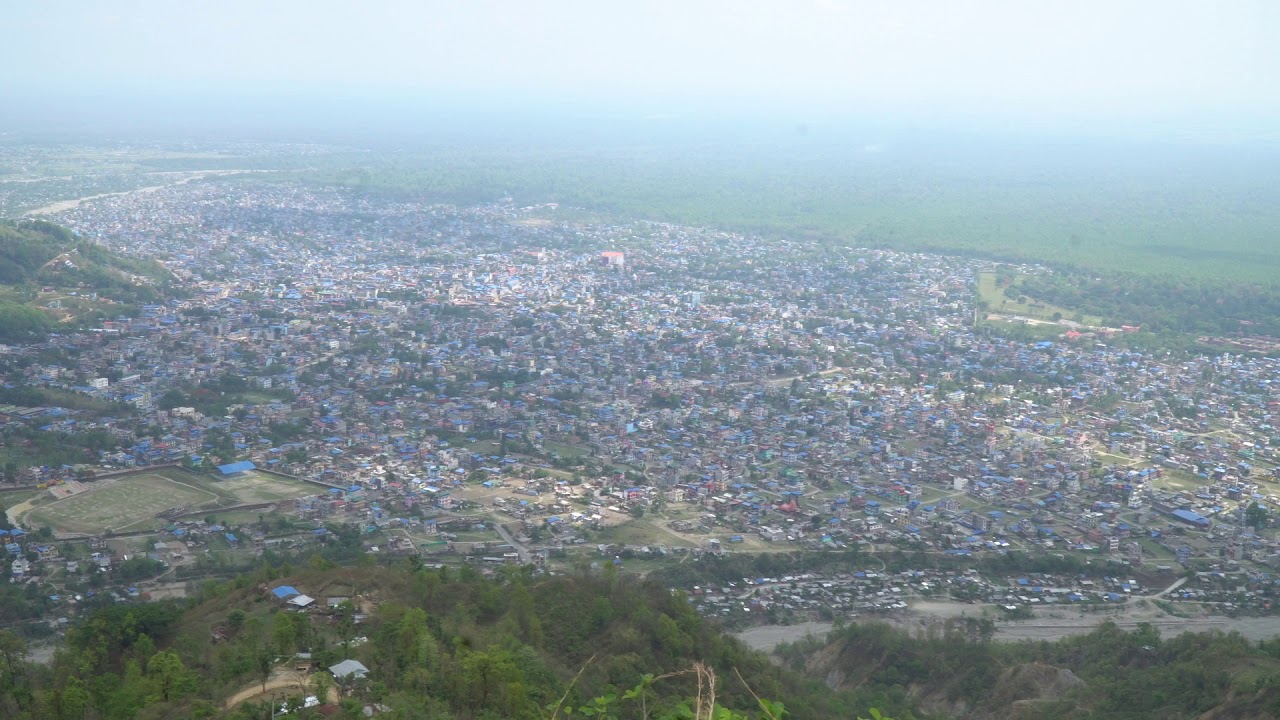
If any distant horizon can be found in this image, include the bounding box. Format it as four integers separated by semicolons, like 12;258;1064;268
3;1;1277;147
2;87;1278;150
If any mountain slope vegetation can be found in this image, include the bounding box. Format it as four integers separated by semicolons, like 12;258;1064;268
5;556;1280;720
777;619;1280;720
0;561;873;720
0;220;177;341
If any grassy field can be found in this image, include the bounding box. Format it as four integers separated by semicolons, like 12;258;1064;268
26;473;218;534
21;468;318;535
465;440;502;455
544;441;589;459
1154;469;1209;493
596;520;697;548
208;470;318;504
976;271;1105;326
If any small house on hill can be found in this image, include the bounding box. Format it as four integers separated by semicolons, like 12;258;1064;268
272;585;301;600
329;659;369;680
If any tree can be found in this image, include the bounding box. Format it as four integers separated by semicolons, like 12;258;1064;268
61;676;91;720
158;389;188;410
630;505;646;519
146;650;191;703
1245;502;1267;530
655;614;693;657
272;613;297;656
0;630;27;697
257;647;275;693
336;600;357;643
461;648;518;711
310;670;335;703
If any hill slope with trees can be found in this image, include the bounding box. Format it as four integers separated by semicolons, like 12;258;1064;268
3;557;1280;720
0;220;178;341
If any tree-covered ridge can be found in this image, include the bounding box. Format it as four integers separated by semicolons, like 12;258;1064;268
0;561;862;720
778;618;1280;720
3;556;1279;720
0;220;178;341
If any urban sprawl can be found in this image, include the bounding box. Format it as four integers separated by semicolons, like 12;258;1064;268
4;180;1280;637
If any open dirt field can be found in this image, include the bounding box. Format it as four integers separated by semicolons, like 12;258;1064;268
736;621;838;651
223;668;338;710
24;474;218;534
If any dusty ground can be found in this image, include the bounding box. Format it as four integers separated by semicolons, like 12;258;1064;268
223;668;338;709
735;621;837;651
735;596;1280;652
25;641;58;665
6;496;37;527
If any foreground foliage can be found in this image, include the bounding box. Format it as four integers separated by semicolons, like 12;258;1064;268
0;561;869;720
2;556;1276;719
778;618;1280;720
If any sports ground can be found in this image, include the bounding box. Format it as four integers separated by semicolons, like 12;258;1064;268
21;468;317;535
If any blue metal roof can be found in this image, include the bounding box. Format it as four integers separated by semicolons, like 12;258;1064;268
217;460;256;475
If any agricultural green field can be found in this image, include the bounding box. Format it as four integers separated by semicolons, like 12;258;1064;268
254;139;1280;284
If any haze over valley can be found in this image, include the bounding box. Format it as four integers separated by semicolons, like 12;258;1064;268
1;3;1280;720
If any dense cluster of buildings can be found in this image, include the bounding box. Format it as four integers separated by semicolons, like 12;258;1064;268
1;179;1279;620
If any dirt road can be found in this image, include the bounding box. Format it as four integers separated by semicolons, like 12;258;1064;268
223;669;337;710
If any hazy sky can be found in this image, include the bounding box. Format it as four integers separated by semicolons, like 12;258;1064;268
3;0;1278;134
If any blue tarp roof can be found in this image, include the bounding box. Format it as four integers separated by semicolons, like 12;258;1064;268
1172;508;1210;526
272;585;300;599
218;460;256;475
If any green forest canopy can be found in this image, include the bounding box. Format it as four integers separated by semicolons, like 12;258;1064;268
2;555;1279;720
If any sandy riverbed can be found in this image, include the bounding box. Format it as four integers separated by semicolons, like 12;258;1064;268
735;599;1280;652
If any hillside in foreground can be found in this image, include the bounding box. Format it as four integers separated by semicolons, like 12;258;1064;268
3;558;1280;720
0;561;861;720
0;220;178;342
777;618;1280;720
